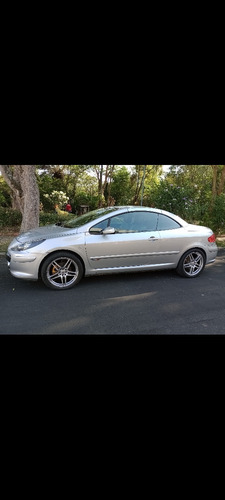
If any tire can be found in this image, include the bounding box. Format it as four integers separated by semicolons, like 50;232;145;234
41;252;84;290
177;248;206;278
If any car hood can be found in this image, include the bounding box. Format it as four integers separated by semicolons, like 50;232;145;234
16;225;78;243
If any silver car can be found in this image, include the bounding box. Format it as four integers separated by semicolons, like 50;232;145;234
6;206;218;290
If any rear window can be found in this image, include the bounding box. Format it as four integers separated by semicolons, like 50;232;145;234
157;214;181;231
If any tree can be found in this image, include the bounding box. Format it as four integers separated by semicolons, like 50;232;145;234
168;165;225;198
89;165;109;208
79;165;112;207
59;165;90;202
161;165;225;231
0;165;40;233
37;165;91;212
110;166;131;205
131;165;163;205
211;165;225;197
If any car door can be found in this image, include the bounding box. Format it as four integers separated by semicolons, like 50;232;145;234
85;211;162;270
155;213;185;265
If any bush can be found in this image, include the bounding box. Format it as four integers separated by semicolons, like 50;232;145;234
0;177;11;207
39;212;75;226
208;194;225;235
73;193;99;213
0;207;22;227
149;180;197;221
0;208;75;229
39;212;62;226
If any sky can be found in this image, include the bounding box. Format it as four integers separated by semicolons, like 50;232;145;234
125;165;172;176
123;165;171;171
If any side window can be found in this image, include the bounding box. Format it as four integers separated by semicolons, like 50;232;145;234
90;211;160;234
89;218;109;234
157;214;181;231
109;211;158;233
109;213;133;232
129;212;158;232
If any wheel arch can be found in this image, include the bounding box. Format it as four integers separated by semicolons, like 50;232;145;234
177;246;207;267
38;249;85;278
176;246;207;278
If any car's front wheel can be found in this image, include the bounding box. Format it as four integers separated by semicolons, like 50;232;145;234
41;252;84;290
177;249;206;278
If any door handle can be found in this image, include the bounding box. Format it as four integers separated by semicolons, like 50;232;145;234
149;237;159;241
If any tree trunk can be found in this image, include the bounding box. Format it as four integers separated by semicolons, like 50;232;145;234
107;165;115;205
0;164;23;211
98;165;103;207
133;166;144;204
212;165;218;200
0;165;40;233
218;165;225;195
20;166;40;233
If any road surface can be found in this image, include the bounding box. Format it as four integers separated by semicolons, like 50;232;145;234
0;250;225;334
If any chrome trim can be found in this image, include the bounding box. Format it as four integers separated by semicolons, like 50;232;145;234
90;251;180;261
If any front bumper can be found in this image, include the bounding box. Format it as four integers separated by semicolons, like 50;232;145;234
6;251;40;280
6;252;37;263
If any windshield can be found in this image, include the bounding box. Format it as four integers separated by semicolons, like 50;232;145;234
63;207;118;228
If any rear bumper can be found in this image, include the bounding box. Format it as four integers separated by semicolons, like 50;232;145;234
206;245;218;264
207;258;216;264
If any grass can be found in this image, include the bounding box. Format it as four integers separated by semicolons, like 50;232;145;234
0;226;20;253
0;240;10;252
216;238;225;248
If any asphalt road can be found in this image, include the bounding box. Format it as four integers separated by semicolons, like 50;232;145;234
1;250;225;334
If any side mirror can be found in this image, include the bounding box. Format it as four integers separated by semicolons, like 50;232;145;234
102;227;116;235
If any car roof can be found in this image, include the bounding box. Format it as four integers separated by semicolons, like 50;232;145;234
98;206;188;225
115;206;188;225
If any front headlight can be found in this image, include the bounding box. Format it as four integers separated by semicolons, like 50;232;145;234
16;239;46;251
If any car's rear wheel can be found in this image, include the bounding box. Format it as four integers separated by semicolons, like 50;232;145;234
177;249;206;278
41;252;83;290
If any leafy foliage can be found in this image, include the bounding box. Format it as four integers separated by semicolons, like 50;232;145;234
39;212;75;226
161;166;225;232
205;194;225;234
110;166;131;205
0;177;11;207
43;190;68;209
0;207;22;227
150;180;197;220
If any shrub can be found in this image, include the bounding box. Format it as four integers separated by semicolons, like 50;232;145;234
0;208;75;229
0;207;22;227
39;212;61;226
43;190;68;209
149;180;197;221
208;194;225;235
39;212;75;226
73;193;99;213
0;177;11;207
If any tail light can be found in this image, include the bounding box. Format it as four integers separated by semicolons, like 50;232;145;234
208;234;216;243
